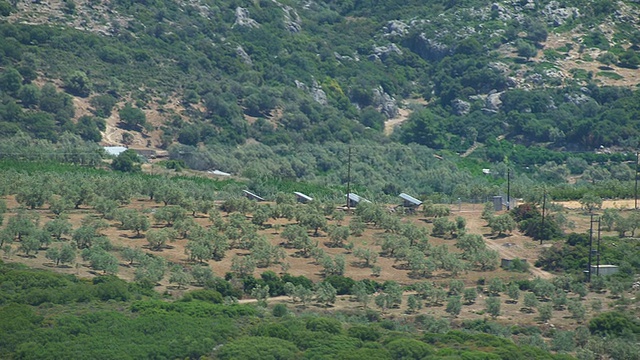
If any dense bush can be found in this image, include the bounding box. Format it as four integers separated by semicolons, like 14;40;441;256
589;311;640;337
180;289;223;303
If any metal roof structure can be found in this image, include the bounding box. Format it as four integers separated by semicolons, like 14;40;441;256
103;146;128;157
243;190;265;202
399;193;422;206
347;193;371;204
208;170;231;176
293;191;313;203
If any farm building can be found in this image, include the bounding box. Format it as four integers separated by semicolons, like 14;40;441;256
294;192;313;203
103;146;128;157
346;193;371;208
243;190;265;202
493;196;503;211
208;170;231;177
590;265;619;276
399;193;422;209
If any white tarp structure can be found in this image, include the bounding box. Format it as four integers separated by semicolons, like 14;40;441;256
103;146;128;156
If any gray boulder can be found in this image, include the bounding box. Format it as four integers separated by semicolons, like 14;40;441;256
523;0;536;10
485;91;504;112
491;3;512;21
564;93;594;106
384;20;409;37
411;33;451;61
542;1;580;26
295;80;307;91
280;4;301;33
452;99;471;116
233;7;260;28
312;85;328;106
236;46;252;66
294;79;328;105
371;43;403;61
372;86;399;118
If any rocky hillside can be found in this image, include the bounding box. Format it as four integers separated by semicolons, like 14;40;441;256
1;0;640;153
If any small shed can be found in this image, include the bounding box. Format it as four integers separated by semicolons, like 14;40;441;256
493;196;503;211
346;193;370;208
294;191;313;203
590;265;619;276
243;190;265;202
399;193;422;208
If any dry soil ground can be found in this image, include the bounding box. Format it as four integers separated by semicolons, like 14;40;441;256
3;196;637;332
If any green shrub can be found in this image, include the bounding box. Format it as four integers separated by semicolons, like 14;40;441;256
506;258;529;272
130;300;256;318
589;311;640;337
93;276;131;301
324;275;356;295
306;317;342;334
272;303;288;317
181;289;223;303
385;338;433;359
347;325;381;342
250;322;292;340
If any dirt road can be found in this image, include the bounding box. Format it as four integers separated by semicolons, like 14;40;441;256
461;208;555;280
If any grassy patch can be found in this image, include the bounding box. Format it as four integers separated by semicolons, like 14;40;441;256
570;68;591;80
555;43;574;53
597;71;623;80
543;49;563;61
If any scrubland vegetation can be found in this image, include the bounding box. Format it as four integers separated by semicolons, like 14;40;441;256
0;157;638;359
1;0;640;358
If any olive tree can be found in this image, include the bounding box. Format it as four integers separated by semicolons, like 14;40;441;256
446;296;462;318
146;228;175;251
351;281;372;309
463;287;477;304
486;297;501;318
353;247;378;267
251;284;270;306
230;255;256;278
315;282;337;307
327;225;350;247
135;255;167;285
44;218;72;240
45;243;76;266
169;265;193;289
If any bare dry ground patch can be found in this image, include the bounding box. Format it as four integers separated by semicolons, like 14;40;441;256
2;195;637;333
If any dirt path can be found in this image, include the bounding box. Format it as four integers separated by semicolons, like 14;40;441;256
238;295;291;304
483;238;554;280
384;108;411;135
460;142;482;158
102;115;123;146
461;209;555;280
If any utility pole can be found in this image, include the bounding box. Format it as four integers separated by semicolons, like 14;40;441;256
588;215;599;282
346;146;352;211
588;215;593;282
596;216;601;276
540;189;546;245
635;152;639;210
507;168;511;210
